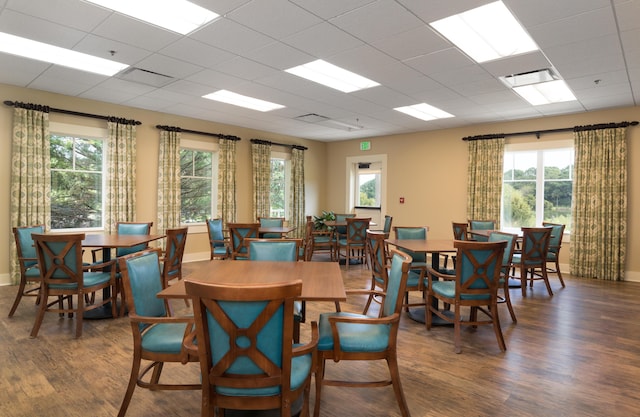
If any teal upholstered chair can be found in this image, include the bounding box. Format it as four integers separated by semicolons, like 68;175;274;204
512;227;553;296
336;218;370;269
8;225;45;317
116;248;199;417
334;213;355;241
248;239;305;343
206;218;229;260
228;223;260;260
160;227;188;288
468;219;496;242
258;216;285;238
426;240;507;354
393;226;429;311
314;249;412;417
184;279;318;417
30;233;117;338
488;231;518;323
91;221;153;263
363;230;389;314
542;222;567;289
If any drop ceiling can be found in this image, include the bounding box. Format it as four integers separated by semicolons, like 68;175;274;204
0;0;638;142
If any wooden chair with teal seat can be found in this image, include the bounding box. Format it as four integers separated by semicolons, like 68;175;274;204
160;227;188;289
206;218;229;260
333;213;355;241
30;233;117;338
116;248;200;417
393;226;429;312
512;227;553;296
468;219;496;242
542;222;567;289
8;225;45;317
362;230;389;315
258;216;285;238
337;217;370;269
92;221;154;263
314;249;412;417
425;240;507;354
184;279;318;417
309;220;336;261
248;238;305;343
227;222;260;260
488;231;518;323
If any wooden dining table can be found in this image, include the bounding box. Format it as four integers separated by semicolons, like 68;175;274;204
385;238;457;325
157;260;347;303
257;226;297;238
83;233;165;319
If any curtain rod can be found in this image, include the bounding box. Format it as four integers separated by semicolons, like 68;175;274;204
156;125;240;141
4;100;141;125
250;138;307;150
462;120;638;141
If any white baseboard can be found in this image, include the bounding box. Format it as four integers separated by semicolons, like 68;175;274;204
0;272;10;287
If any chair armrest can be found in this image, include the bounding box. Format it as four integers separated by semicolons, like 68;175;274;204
182;328;198;363
83;258;116;272
292;321;319;358
426;267;455;281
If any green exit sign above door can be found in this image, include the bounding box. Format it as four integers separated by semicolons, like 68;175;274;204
360;141;371;151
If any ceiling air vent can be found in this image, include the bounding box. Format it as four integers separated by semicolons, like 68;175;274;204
116;67;175;87
294;113;363;131
500;68;558;88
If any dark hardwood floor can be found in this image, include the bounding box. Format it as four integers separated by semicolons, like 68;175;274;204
2;256;640;416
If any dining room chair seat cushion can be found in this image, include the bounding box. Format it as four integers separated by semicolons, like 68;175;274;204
512;253;543;266
48;271;112;290
25;266;41;278
215;351;313;397
406;270;426;288
317;312;391;352
431;280;491;301
337;238;365;248
141;322;191;353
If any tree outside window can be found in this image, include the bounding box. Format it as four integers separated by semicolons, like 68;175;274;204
180;148;213;223
270;158;286;218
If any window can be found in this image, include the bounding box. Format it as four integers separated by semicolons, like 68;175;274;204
270;151;290;218
355;162;381;208
180;140;218;224
50;123;106;230
502;141;573;232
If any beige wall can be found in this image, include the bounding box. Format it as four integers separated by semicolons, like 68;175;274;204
2;82;639;281
0;83;328;283
325;105;640;281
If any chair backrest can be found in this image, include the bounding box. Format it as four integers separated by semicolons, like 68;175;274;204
13;225;45;268
302;219;315;260
488;231;518;273
345;218;370;245
207;218;226;247
258;217;284;228
393;226;427;263
542;222;565;255
454;240;506;300
248;239;300;261
367;230;388;290
116;221;153;257
118;248;168;324
163;227;188;280
452;222;469;241
468;220;495;242
335;213;355;235
520;227;552;265
32;233;85;287
382;249;413;318
382;215;393;236
185;280;302;402
228;223;260;259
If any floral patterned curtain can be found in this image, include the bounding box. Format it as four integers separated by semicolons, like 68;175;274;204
218;138;237;227
9;105;51;284
157;129;181;247
252;141;271;221
466;138;505;227
289;147;305;239
104;120;137;232
570;126;628;280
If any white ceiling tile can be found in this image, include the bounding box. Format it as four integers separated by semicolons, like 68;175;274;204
0;9;85;47
159;38;236;69
190;18;273;55
5;0;110;32
228;0;322;39
133;54;203;79
0;54;48;86
243;42;314;70
282;23;363;59
92;14;180;51
371;25;450;61
73;34;152;65
404;48;475;76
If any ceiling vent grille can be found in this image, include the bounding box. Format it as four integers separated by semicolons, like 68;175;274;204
294;113;363;131
116;67;175;87
500;68;558;88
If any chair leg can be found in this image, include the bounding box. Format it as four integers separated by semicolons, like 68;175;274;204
520;265;527;297
8;277;29;317
387;353;411;417
453;305;462;354
492;301;507;352
75;294;84;338
30;291;48;338
313;356;326;417
502;281;517;323
540;267;553;296
118;352;142;417
553;260;566;287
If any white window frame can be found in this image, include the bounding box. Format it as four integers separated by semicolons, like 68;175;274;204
49;122;107;232
502;138;573;236
180;137;218;234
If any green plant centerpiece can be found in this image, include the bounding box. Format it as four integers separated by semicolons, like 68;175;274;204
313;211;336;231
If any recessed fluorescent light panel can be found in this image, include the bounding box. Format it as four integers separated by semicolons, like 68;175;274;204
394;103;454;121
203;90;285;112
513;80;577;105
429;1;538;63
285;59;380;93
85;0;219;35
0;32;128;76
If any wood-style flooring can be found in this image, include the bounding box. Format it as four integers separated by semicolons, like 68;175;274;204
2;256;640;417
